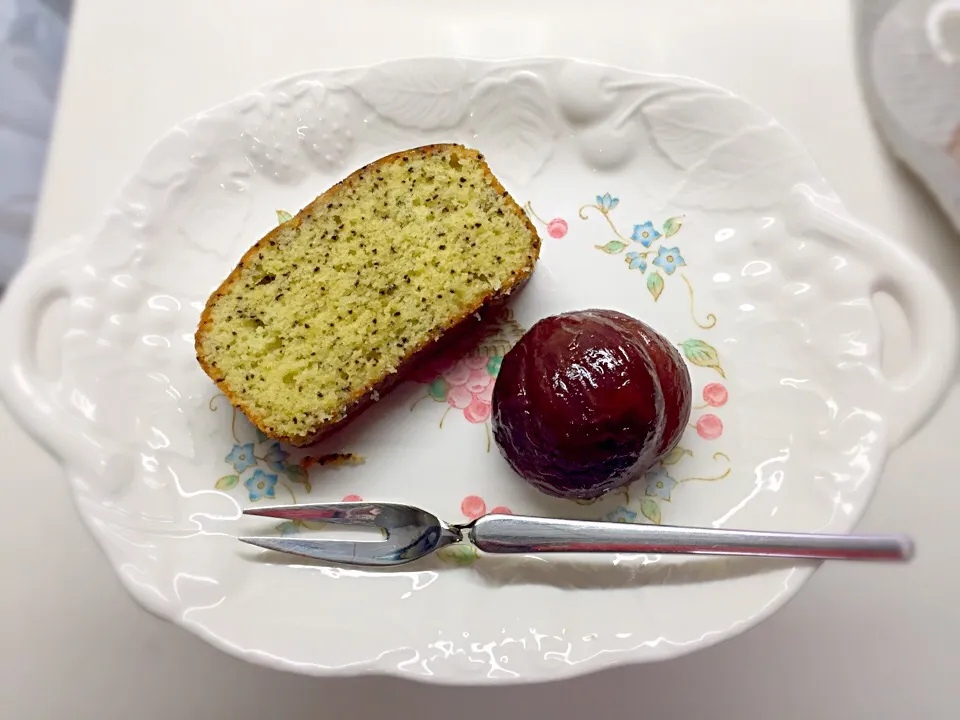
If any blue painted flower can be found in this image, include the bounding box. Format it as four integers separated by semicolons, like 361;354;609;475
244;469;278;502
645;471;677;501
605;505;638;523
225;443;256;473
631;221;661;247
263;442;289;472
596;193;619;212
653;245;686;275
625;251;647;272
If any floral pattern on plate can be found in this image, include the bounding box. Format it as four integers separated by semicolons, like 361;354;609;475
411;307;526;450
4;58;952;684
210;396;363;504
527;194;717;329
586;448;731;525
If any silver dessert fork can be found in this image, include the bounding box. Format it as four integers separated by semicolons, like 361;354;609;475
239;502;914;566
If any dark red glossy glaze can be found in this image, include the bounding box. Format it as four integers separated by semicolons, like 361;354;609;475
630;318;692;455
492;309;668;499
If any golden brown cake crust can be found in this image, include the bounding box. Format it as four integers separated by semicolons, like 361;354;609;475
195;144;540;446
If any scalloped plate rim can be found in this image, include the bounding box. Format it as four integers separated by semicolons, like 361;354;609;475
0;56;947;685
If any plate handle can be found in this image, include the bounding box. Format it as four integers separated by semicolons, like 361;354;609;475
0;236;113;474
792;186;958;448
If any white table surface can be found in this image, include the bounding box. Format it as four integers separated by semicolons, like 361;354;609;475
4;1;960;717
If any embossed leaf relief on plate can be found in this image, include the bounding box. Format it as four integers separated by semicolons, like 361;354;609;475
2;59;952;684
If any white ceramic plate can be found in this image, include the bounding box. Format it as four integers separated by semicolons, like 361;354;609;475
1;59;955;684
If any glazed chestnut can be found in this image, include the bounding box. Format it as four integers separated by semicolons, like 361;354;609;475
491;309;691;500
631;319;692;456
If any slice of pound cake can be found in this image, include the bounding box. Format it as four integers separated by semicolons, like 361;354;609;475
195;144;541;446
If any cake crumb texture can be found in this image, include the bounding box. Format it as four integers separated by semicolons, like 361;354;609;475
195;144;540;445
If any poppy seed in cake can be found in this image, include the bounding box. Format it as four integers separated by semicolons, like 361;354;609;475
195;144;541;446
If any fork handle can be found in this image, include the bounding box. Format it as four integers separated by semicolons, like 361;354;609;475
467;514;913;561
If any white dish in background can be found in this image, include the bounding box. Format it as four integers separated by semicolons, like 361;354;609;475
856;0;960;232
0;58;954;684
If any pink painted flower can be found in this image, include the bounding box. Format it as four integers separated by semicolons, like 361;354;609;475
465;367;492;394
442;360;471;386
491;506;513;515
341;494;363;502
447;384;473;409
696;413;723;440
702;383;728;407
462;355;489;371
475;379;495;404
464;397;492;423
547;218;568;238
461;495;487;519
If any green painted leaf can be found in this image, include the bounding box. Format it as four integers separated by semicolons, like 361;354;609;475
428;378;449;401
680;339;726;378
640;498;662;525
647;271;664;301
661;446;692;466
436;545;480;566
663;216;683;237
215;474;239;490
596;240;627;254
284;465;307;482
254;428;269;443
276;209;293;224
283;465;311;492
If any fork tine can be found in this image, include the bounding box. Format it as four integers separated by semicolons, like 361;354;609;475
243;502;383;526
240;502;461;566
239;536;416;566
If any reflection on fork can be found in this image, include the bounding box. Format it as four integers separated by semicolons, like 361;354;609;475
239;502;914;568
241;502;461;566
